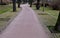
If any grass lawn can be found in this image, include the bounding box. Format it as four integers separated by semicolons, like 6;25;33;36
32;5;59;19
0;4;21;33
0;4;12;14
32;5;59;26
32;5;60;38
40;7;59;19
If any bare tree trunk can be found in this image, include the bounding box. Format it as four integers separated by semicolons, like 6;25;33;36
28;0;33;7
13;0;16;12
17;0;21;8
1;0;3;4
36;0;40;10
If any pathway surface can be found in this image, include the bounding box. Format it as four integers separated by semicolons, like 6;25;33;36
0;4;51;38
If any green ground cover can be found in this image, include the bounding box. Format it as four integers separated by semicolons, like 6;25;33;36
0;4;21;33
0;5;12;14
32;5;59;19
32;5;60;38
40;7;59;19
32;5;59;26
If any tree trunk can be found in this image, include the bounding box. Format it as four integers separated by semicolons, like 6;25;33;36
28;0;33;7
55;11;60;31
17;0;21;8
23;0;27;4
13;0;16;12
30;2;32;7
0;0;3;5
18;3;20;8
1;0;2;4
36;0;40;10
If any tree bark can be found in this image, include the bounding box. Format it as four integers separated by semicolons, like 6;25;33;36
30;2;32;7
13;0;16;12
36;0;40;10
17;0;21;8
23;0;27;4
28;0;33;7
1;0;2;4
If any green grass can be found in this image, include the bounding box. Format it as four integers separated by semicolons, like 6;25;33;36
0;5;12;14
32;5;59;26
0;8;11;14
0;4;21;33
32;5;59;19
32;5;60;38
40;7;59;18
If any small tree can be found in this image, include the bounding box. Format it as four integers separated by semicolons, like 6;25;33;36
13;0;16;12
36;0;40;10
42;0;45;12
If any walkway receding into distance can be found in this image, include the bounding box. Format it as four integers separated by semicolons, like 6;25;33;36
0;4;51;38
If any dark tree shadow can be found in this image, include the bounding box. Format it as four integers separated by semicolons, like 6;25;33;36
47;26;60;33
